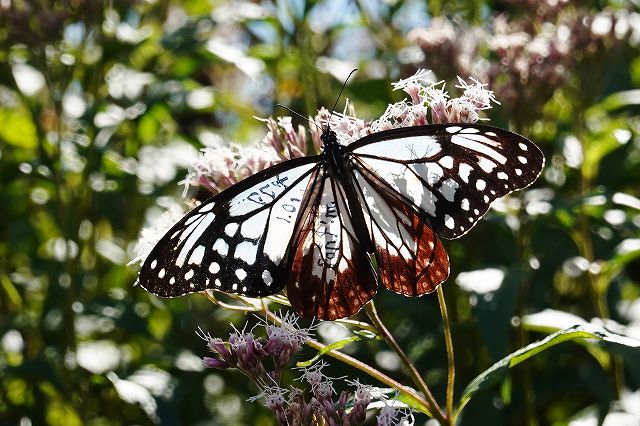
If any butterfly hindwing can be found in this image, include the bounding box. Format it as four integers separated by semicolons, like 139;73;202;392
348;124;545;239
352;165;450;296
139;158;319;298
285;170;377;320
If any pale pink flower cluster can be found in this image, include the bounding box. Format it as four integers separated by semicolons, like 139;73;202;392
182;140;281;197
261;116;308;160
310;103;371;146
371;70;497;132
200;315;373;425
180;70;495;199
376;404;415;426
408;5;640;126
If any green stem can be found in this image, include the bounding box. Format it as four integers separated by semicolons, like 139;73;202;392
203;293;434;416
437;286;455;420
363;301;448;425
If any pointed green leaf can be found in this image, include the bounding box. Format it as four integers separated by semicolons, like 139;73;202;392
454;324;640;422
296;336;362;368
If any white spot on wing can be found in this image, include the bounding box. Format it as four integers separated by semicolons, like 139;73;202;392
519;142;528;151
461;198;470;211
224;223;239;236
439;156;454;169
460;127;480;133
212;238;229;256
234;241;258;265
199;203;214;212
444;215;455;229
446;126;462;133
185;269;194;280
262;270;273;286
518;156;528;164
150;259;157;269
240;216;264;239
158;268;165;278
476;179;486;190
459;163;473;183
209;262;220;274
235;269;247;280
439;178;459;202
188;245;205;265
497;171;509;180
478;157;497;173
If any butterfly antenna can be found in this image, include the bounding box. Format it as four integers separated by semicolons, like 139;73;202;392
275;103;323;131
328;68;358;130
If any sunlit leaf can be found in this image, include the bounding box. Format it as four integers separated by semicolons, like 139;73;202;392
0;108;37;148
454;324;640;421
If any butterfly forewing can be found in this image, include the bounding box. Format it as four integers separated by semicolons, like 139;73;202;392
348;124;545;239
286;171;377;320
139;158;319;298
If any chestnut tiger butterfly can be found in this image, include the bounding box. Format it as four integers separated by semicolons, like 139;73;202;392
138;108;544;320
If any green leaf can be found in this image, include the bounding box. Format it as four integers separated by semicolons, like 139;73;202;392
296;336;363;368
0;108;37;148
599;89;640;111
454;324;640;422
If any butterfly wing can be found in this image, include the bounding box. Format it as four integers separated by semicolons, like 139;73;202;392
350;163;450;297
348;123;545;239
285;168;378;320
139;157;320;298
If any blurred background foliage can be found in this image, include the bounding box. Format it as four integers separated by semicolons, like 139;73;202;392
1;0;640;425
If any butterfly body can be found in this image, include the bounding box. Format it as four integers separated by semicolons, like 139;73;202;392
320;129;377;255
140;123;544;320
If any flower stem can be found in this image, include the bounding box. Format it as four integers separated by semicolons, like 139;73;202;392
261;307;434;416
363;301;448;425
202;292;435;417
437;286;455;420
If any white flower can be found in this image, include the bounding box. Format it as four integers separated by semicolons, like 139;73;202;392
376;404;415;426
247;386;288;410
129;200;185;267
456;76;499;109
391;68;433;92
263;311;312;348
295;360;335;395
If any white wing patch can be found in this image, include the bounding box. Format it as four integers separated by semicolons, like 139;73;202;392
227;163;315;217
352;135;442;160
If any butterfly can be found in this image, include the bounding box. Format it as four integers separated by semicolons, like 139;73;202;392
139;122;544;320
